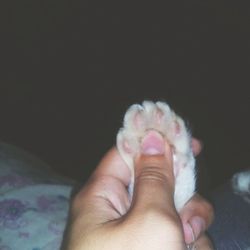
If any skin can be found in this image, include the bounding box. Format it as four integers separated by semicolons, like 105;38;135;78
62;138;214;250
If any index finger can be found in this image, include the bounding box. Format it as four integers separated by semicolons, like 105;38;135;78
70;147;131;224
180;194;214;244
93;147;131;187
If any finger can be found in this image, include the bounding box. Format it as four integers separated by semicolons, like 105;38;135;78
131;131;177;217
93;147;131;187
191;138;203;156
180;194;214;244
71;148;131;224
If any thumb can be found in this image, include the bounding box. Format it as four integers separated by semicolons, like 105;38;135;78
131;131;177;218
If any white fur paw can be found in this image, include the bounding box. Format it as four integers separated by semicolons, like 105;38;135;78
232;170;250;190
232;170;250;193
232;170;250;204
117;101;196;211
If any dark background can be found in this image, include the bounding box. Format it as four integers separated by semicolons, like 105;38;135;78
1;1;249;194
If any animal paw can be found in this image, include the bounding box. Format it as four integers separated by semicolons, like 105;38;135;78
232;170;250;204
117;101;196;211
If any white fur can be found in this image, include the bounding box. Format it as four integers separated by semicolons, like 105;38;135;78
232;170;250;194
117;101;196;211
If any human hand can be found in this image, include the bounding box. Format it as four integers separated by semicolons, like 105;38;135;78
62;138;214;250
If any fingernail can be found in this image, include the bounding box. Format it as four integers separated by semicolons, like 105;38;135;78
141;131;165;155
189;216;205;241
183;222;195;244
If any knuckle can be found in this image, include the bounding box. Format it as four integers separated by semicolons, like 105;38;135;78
138;166;167;181
135;165;174;189
199;197;214;219
206;203;215;222
194;195;215;220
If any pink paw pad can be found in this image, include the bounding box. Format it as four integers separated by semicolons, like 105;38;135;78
116;101;196;211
